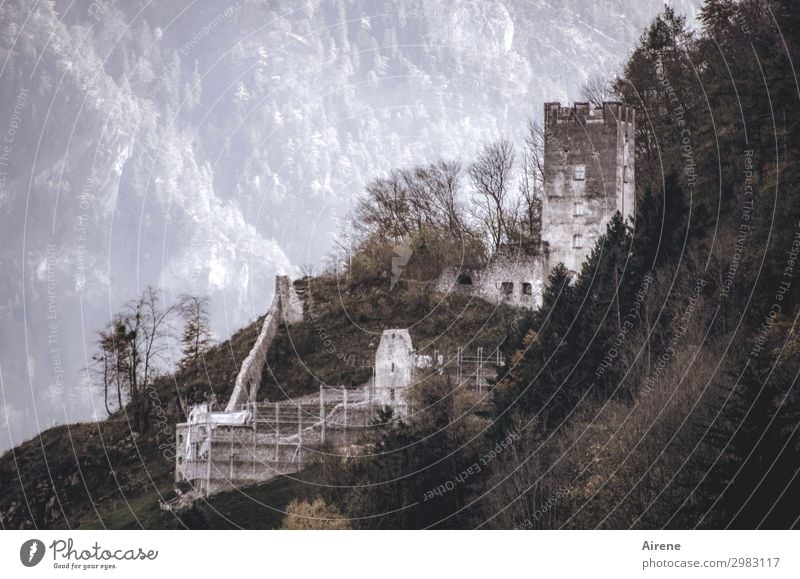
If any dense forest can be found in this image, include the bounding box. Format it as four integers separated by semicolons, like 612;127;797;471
2;0;799;530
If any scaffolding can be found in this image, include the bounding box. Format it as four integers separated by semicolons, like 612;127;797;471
175;345;502;498
176;383;380;497
414;344;504;397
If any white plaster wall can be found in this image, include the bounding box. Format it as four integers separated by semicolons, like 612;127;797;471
374;329;414;410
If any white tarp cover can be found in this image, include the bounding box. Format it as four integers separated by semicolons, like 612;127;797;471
182;405;252;461
188;403;252;425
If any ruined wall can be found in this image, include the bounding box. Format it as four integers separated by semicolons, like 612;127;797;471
374;329;414;411
541;101;635;275
278;276;304;324
175;328;506;499
435;244;545;309
435;102;634;306
225;275;304;412
474;244;546;308
435;101;635;306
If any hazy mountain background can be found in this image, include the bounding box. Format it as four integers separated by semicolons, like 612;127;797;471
0;0;701;453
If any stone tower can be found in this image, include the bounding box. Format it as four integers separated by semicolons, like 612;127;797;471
374;329;414;412
540;101;635;275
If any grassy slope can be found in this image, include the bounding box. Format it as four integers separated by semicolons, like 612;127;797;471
262;275;521;399
81;466;322;530
0;274;519;529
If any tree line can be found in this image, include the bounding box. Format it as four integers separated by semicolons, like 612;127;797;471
341;120;546;284
90;290;213;433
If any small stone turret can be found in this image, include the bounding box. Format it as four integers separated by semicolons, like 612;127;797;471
374;329;414;412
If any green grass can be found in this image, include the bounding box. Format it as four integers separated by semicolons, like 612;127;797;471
93;468;322;529
77;467;322;530
80;486;182;530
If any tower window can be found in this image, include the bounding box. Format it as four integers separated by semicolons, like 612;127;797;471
573;234;583;249
623;165;630;183
573;165;586;180
457;273;472;285
500;282;513;297
574;201;585;216
522;283;532;296
391;362;395;373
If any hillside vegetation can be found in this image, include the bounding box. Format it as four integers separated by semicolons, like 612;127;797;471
0;320;260;528
3;0;800;530
0;272;515;528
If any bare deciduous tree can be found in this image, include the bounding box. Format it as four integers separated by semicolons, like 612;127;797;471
414;160;472;239
354;170;413;243
92;323;129;415
469;139;516;252
91;287;177;432
581;72;617;107
353;159;474;244
519;120;545;243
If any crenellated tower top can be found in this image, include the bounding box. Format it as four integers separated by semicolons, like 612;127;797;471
544;101;636;127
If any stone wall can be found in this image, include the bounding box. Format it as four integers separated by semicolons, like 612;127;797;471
473;243;546;308
435;243;546;309
225;275;303;412
278;276;304;324
541;101;635;275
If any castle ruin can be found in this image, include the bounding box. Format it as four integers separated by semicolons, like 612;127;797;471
171;324;488;502
438;101;636;307
169;100;636;505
